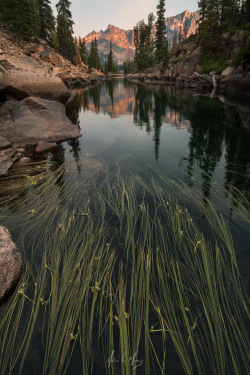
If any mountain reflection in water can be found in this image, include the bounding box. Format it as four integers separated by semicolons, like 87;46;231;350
67;79;250;206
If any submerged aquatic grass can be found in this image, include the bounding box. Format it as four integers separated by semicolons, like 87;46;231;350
0;160;249;374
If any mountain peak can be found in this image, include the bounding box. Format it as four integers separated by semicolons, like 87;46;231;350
83;10;199;65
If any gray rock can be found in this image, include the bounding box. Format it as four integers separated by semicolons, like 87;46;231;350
0;136;11;150
12;152;23;162
2;148;17;158
24;43;44;54
13;147;25;153
0;96;81;146
0;152;13;176
177;47;201;77
221;67;234;77
36;141;57;153
15;157;31;166
218;74;250;100
40;49;64;68
0;226;22;300
0;60;15;71
2;68;70;104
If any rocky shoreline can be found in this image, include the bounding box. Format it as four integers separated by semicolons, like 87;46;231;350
127;69;250;101
127;29;250;102
0;31;105;177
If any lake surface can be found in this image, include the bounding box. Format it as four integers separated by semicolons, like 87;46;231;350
1;79;249;375
67;79;250;202
65;79;250;281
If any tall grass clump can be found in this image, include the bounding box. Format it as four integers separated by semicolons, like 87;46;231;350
0;160;249;374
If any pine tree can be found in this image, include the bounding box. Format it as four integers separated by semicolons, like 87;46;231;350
56;0;75;61
198;0;221;59
88;40;95;68
38;0;55;45
162;40;169;67
240;0;250;24
88;38;100;70
31;0;40;37
155;0;167;64
133;13;155;71
79;38;88;64
2;0;34;40
107;41;115;73
103;58;108;74
198;0;206;23
144;13;155;68
94;37;101;70
219;0;240;29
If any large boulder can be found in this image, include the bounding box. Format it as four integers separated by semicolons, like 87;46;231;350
218;74;250;100
2;68;70;103
23;42;45;54
0;226;22;300
177;47;201;77
40;49;65;68
0;96;81;146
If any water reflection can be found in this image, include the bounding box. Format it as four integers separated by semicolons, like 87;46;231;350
67;79;250;208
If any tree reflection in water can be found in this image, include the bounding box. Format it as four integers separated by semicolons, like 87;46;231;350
67;79;250;211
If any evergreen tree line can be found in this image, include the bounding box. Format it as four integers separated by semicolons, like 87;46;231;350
0;0;56;45
132;0;170;72
0;0;117;71
0;0;86;65
88;37;101;70
103;41;117;73
198;0;250;59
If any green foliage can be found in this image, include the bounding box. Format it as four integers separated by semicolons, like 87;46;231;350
227;25;238;34
123;60;135;74
162;40;169;68
155;0;168;64
197;0;248;69
38;0;56;46
1;0;34;41
106;41;116;73
233;49;245;67
133;13;155;71
56;0;75;62
242;23;250;30
88;38;101;70
0;161;249;374
200;59;226;74
79;37;88;64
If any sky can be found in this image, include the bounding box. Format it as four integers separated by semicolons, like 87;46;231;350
51;0;199;37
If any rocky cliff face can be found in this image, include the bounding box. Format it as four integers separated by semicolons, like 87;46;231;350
161;10;199;43
83;10;199;65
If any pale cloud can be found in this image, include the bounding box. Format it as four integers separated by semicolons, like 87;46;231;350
51;0;198;36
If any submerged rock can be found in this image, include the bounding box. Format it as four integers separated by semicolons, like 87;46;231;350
0;96;81;146
36;141;57;153
0;226;22;301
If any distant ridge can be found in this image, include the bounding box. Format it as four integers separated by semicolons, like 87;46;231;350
82;10;199;65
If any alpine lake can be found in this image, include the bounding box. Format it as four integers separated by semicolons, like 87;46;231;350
0;79;249;375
